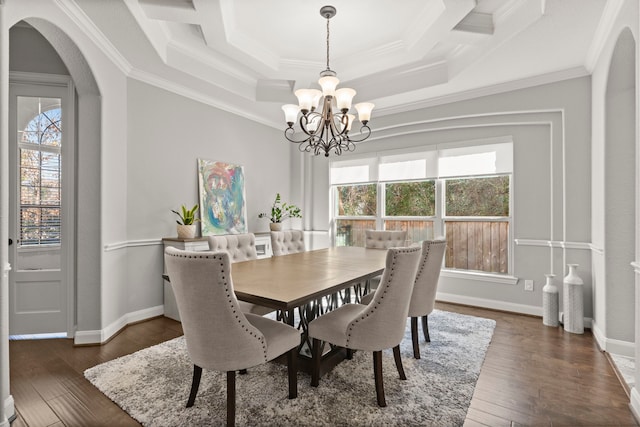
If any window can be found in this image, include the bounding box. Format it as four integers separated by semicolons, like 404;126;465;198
444;175;510;274
335;184;376;247
17;97;62;246
384;180;436;243
331;141;512;275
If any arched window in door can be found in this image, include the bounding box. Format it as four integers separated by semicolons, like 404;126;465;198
17;97;62;246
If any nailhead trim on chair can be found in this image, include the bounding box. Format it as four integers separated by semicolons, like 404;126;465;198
167;251;268;360
345;247;419;348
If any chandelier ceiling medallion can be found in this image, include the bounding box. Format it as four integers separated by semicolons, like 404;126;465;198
282;5;374;157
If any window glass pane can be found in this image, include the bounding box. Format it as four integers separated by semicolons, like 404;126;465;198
335;219;376;247
385;181;435;216
384;220;434;244
445;176;509;216
17;97;62;247
335;184;376;216
445;220;508;273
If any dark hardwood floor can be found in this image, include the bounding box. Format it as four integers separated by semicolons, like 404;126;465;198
8;302;637;426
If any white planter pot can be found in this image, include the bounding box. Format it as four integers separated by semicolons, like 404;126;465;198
269;223;283;231
177;224;197;239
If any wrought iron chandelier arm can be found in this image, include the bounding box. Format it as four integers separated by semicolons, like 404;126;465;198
343;124;371;143
284;126;314;144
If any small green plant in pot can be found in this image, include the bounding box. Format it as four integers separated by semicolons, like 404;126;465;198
172;204;200;238
258;193;302;231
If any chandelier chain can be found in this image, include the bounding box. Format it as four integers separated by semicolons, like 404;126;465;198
326;17;331;71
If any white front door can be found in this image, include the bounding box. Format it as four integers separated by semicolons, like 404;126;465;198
8;76;75;337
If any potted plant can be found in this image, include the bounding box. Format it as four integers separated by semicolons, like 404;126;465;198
258;193;302;231
172;204;200;239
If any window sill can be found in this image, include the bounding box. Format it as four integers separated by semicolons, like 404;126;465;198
441;269;518;285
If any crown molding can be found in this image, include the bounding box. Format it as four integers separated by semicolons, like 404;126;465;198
453;11;494;35
55;0;133;74
375;66;588;118
584;0;626;73
128;67;280;129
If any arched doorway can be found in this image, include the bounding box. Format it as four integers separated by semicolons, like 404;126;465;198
604;28;636;342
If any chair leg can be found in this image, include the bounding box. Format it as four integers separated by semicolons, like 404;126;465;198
422;315;430;342
311;338;323;387
227;371;236;427
392;345;407;380
373;351;386;407
186;365;202;407
346;348;354;360
287;348;298;399
411;317;420;359
239;369;247;375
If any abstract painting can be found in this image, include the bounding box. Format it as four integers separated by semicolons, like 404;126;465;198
197;159;247;235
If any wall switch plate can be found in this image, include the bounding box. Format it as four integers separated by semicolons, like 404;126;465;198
524;279;534;291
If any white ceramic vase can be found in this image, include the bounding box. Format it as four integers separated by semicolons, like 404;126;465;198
542;274;559;327
177;224;197;239
562;264;584;334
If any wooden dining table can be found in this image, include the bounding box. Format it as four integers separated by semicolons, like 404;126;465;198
231;246;388;373
231;246;387;311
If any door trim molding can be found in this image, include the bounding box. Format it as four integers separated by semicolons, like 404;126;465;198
8;72;76;338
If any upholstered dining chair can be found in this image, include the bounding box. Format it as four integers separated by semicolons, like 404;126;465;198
308;246;421;407
407;239;446;359
207;233;259;262
362;239;447;359
364;229;408;249
207;233;273;316
164;248;300;427
270;230;305;256
362;229;408;296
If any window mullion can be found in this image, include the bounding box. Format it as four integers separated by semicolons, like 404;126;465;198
377;182;384;230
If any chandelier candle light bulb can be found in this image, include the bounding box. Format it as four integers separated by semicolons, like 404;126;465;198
282;5;375;157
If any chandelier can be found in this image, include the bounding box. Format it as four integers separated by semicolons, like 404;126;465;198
282;5;374;157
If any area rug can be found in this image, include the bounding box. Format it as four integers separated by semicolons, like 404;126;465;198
84;310;495;426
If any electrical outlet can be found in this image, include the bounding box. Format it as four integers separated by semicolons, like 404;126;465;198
524;279;534;291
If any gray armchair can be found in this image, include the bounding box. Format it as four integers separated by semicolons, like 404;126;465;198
207;233;272;316
270;230;305;256
408;239;446;359
308;246;421;407
164;248;300;427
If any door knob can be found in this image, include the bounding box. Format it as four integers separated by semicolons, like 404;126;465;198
8;238;12;245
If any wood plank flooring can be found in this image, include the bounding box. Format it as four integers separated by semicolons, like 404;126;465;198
8;303;638;426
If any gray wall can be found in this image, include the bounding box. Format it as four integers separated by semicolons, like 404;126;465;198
124;78;292;313
306;76;594;319
9;24;68;75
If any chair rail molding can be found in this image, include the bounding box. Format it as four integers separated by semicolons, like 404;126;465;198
103;238;162;252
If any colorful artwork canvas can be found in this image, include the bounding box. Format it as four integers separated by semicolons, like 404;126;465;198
197;159;248;235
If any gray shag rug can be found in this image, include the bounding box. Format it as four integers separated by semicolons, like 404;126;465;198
84;310;495;426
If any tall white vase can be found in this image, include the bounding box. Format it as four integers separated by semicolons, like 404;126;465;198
542;274;559;327
563;264;584;334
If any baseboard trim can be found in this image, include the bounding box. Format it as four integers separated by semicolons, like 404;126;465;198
591;319;635;357
74;305;164;345
3;395;14;426
436;292;542;316
630;387;640;424
437;293;601;332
